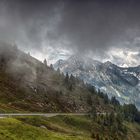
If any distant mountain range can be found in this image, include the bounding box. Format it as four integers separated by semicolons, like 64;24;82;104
54;55;140;109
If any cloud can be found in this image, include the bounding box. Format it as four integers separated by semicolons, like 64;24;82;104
0;0;139;66
30;46;73;64
0;0;63;49
104;48;140;67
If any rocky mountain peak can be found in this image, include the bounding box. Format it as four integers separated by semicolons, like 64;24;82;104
54;55;140;109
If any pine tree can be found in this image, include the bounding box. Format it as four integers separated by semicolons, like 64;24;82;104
90;105;97;120
109;112;115;125
44;59;47;66
96;133;100;140
64;72;69;86
87;94;93;106
91;132;96;138
111;96;120;106
103;94;109;104
69;74;75;83
50;64;53;70
57;68;60;74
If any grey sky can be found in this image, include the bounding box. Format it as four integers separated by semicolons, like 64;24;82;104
0;0;139;66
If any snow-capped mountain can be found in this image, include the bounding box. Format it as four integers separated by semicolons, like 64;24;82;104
54;55;140;109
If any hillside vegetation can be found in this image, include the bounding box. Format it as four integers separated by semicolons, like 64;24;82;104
0;116;140;140
54;55;140;109
0;43;113;113
0;43;140;140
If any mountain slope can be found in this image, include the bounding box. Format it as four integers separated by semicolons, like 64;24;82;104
54;55;140;109
0;43;113;113
2;115;140;140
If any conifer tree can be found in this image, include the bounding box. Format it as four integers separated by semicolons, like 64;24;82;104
50;64;53;70
64;72;69;86
44;59;47;66
57;68;60;74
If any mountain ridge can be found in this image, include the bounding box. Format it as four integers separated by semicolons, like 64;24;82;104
54;55;140;109
0;43;115;113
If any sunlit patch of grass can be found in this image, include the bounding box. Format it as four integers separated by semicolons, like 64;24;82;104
0;117;92;140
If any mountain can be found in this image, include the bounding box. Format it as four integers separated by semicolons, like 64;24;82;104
1;43;140;140
0;42;113;113
54;55;140;109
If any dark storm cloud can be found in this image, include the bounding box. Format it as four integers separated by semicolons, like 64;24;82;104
0;0;64;50
55;0;140;53
0;0;140;56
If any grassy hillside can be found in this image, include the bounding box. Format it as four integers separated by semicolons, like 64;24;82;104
0;43;113;113
0;116;140;140
0;116;92;140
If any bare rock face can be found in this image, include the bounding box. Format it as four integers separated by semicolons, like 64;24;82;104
54;55;140;109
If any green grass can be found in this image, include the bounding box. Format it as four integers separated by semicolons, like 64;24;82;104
0;116;93;140
0;115;140;140
17;115;91;135
17;115;92;139
125;122;140;140
23;116;140;140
